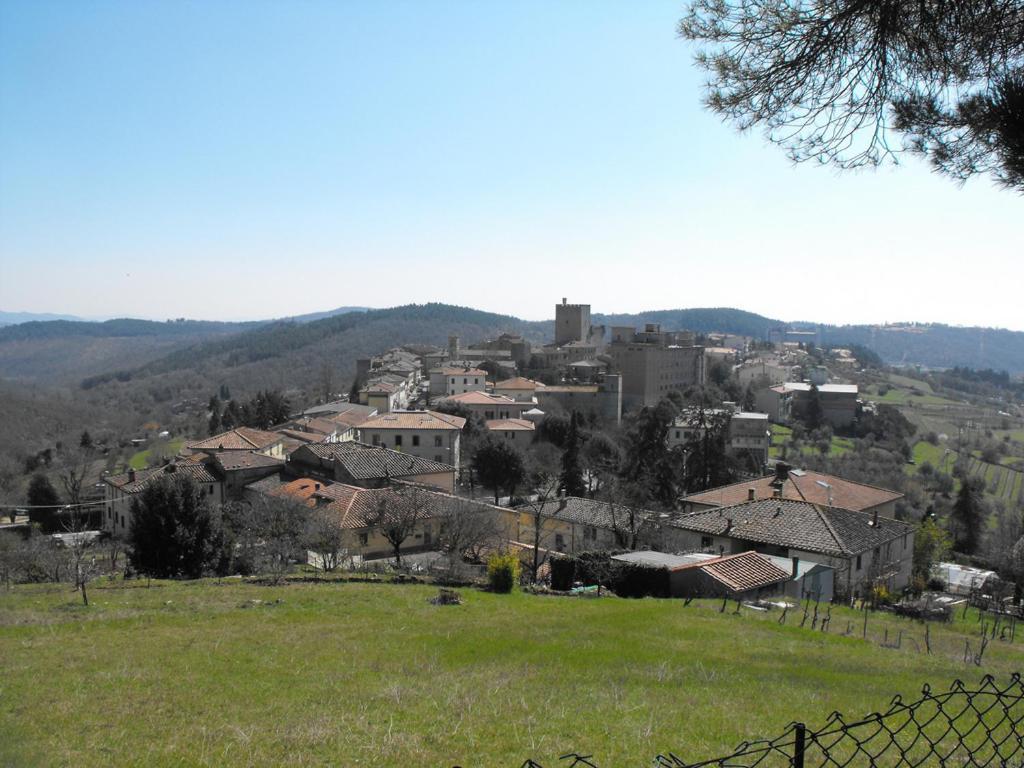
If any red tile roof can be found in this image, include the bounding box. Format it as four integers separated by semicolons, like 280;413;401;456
684;469;902;512
693;551;791;593
357;410;465;431
187;427;283;452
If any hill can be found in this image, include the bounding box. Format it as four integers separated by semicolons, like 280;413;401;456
0;310;85;326
594;307;781;339
0;318;261;383
0;579;1017;766
0;304;548;463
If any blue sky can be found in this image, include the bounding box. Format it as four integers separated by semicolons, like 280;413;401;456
1;1;1021;328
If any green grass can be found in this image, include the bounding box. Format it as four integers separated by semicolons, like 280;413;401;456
769;424;853;459
1;579;1021;767
129;439;184;470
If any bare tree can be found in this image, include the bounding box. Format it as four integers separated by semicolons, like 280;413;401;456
60;504;103;605
55;444;96;510
305;507;346;572
601;479;650;551
0;457;22;524
365;485;432;568
435;496;504;569
519;468;562;584
318;363;335;404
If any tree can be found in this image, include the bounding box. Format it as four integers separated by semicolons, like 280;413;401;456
128;473;225;579
520;468;562;584
681;406;738;494
679;0;1024;190
207;395;222;436
913;517;952;584
800;385;824;431
26;474;61;533
55;444;94;511
435;497;503;574
472;438;527;505
365;485;432;568
305;508;347;573
0;457;23;524
559;412;587;498
318;363;335;404
949;478;987;554
580;431;622;496
60;507;103;606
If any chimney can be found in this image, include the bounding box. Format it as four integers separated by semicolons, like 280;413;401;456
773;487;783;499
315;483;321;491
128;468;136;483
773;461;790;484
562;297;567;305
747;487;756;502
724;517;733;534
791;556;799;578
871;509;878;527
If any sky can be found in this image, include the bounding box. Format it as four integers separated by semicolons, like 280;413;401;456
0;1;1021;329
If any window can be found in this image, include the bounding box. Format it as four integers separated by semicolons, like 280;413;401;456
394;435;402;447
434;436;443;447
358;532;369;546
435;455;443;463
463;378;468;384
701;535;713;549
372;434;380;446
555;533;565;552
856;554;862;570
412;435;420;447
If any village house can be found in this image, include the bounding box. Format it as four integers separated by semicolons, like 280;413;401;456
783;381;859;428
186;427;286;459
355;410;465;470
428;366;488;397
667;407;771;469
287;441;457;493
657;498;914;599
101;461;225;537
534;374;623;425
484;418;536;445
754;384;794;423
511;496;652;556
492;376;545;402
439;391;535;421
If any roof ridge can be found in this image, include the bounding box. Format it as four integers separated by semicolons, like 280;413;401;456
814;504;847;553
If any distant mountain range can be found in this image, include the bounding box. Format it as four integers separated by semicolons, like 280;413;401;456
0;310;87;325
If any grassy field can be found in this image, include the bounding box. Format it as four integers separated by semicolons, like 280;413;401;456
129;438;184;470
769;424;853;459
2;578;1022;767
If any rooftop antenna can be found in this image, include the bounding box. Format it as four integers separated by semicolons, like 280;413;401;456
815;479;833;506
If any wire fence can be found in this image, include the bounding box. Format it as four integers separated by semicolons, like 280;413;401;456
518;674;1024;767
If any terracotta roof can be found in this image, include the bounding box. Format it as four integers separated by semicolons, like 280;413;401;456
517;496;653;531
441;391;521;406
357;410;465;431
187;427;283;452
316;484;489;530
294;441;455;479
212;452;284;472
668;499;912;557
494;377;544;390
279;416;339;436
275;429;324;444
684;469;902;511
485;419;536;432
437;367;487;376
692;551;791;593
541;385;600;393
323;411;366;429
104;462;220;493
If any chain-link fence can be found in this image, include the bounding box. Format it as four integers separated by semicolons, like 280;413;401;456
518;674;1024;767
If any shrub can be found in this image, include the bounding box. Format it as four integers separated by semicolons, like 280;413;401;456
487;552;520;593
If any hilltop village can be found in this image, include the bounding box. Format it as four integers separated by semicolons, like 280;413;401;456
30;295;942;605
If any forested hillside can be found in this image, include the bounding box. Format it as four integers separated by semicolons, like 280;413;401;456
0;304;548;467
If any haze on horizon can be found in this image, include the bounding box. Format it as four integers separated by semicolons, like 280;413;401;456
1;2;1021;331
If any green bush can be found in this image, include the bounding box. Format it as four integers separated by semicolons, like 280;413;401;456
487;552;520;593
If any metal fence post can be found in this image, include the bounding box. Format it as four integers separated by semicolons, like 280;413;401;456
793;722;806;768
